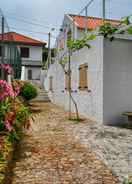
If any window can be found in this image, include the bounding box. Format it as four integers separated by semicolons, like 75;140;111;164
67;30;72;41
79;63;88;90
20;47;29;58
65;71;71;91
28;69;32;80
49;76;53;91
0;46;2;57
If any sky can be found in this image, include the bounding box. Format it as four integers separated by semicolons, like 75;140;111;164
0;0;132;47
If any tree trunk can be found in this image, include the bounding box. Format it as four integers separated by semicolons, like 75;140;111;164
69;92;80;120
68;50;80;120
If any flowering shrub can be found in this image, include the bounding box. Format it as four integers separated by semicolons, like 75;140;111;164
0;79;29;183
4;112;16;132
12;80;25;97
0;64;12;75
0;80;14;101
0;97;29;134
0;80;29;134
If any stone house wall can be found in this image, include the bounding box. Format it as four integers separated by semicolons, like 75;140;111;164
44;35;132;125
44;36;104;123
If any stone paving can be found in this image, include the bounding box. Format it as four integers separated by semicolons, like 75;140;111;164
11;102;118;184
67;121;132;183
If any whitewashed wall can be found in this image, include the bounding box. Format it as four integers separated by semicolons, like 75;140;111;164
19;45;42;61
45;36;104;123
103;38;132;124
25;66;41;80
19;45;42;80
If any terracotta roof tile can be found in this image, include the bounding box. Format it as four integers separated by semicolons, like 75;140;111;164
69;14;120;30
0;32;46;46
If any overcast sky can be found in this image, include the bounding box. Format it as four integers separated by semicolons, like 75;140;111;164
1;0;132;46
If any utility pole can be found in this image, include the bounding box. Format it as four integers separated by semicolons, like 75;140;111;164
68;49;71;119
102;0;106;21
48;32;51;68
1;16;5;79
1;16;4;63
85;6;88;33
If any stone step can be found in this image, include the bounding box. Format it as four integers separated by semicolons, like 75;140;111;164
32;90;51;102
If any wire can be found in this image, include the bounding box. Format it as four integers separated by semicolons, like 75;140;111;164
4;11;50;24
4;11;61;30
79;0;95;15
0;23;57;42
6;16;55;30
10;26;49;35
9;26;56;39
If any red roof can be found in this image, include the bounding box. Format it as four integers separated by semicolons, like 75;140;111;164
69;14;120;30
0;32;46;46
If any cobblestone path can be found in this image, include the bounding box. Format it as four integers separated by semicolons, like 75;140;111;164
12;102;118;184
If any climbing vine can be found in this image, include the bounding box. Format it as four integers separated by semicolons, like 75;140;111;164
59;56;68;72
67;34;96;52
121;15;132;34
98;23;118;41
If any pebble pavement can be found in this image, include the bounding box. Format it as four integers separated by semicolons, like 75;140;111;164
11;102;118;184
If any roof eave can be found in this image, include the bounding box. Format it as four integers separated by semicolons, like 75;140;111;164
0;40;46;47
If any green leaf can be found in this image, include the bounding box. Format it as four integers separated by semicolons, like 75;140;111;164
127;27;132;34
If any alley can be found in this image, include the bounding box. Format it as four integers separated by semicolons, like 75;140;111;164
12;102;118;184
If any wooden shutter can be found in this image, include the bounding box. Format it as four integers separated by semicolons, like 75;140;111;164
79;64;88;90
49;76;53;91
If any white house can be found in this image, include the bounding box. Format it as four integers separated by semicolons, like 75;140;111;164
0;32;46;80
44;14;132;125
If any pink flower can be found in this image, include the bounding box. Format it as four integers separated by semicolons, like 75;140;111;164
0;80;14;101
5;122;12;132
13;86;21;97
0;64;12;74
4;112;16;132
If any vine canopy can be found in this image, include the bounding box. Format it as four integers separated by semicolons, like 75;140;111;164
67;34;96;52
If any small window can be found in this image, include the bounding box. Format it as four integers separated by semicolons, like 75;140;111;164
79;63;88;90
49;76;53;91
0;46;2;57
28;69;32;80
65;70;71;91
20;47;29;58
67;30;72;41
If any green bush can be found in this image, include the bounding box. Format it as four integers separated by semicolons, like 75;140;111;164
123;180;132;184
20;82;38;101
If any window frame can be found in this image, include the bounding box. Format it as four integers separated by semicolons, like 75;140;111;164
28;69;32;80
20;47;30;58
78;63;88;91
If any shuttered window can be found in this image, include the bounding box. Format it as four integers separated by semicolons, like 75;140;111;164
65;71;71;91
79;63;88;90
28;69;32;80
49;76;53;91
